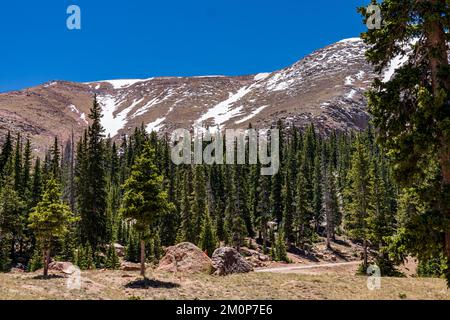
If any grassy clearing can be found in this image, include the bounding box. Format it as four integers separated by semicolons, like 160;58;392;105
0;269;448;300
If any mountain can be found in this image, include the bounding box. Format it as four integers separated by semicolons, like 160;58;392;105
0;38;377;154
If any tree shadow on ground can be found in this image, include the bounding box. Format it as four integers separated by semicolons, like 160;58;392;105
332;238;351;247
125;278;181;289
32;274;65;280
326;247;349;262
288;247;320;262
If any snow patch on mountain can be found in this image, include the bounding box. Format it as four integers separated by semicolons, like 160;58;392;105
132;89;175;118
68;104;88;124
146;117;166;132
97;95;134;137
346;89;357;99
254;73;271;81
197;84;256;128
345;76;355;85
235;105;268;124
338;37;362;44
86;78;154;89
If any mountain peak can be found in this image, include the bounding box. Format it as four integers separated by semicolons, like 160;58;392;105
0;39;373;154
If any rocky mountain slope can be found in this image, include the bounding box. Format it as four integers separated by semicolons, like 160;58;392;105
0;38;377;153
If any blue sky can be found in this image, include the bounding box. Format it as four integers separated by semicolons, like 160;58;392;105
0;0;369;92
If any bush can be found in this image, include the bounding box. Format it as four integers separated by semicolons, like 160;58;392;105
0;235;12;272
273;230;290;263
417;254;447;278
105;244;120;269
74;245;95;270
28;247;43;272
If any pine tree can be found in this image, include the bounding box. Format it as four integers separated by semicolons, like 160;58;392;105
22;139;32;200
0;131;13;177
76;98;108;249
233;164;253;237
151;231;163;262
106;244;120;269
177;169;195;243
31;158;43;207
28;246;43;272
13;133;22;193
0;176;25;267
323;160;339;250
198;207;218;257
312;146;323;233
360;0;450;284
294;161;314;248
344;135;372;270
120;141;174;278
50;136;61;180
274;229;289;262
282;171;294;244
28;178;74;276
270;170;283;223
256;175;271;252
191;165;207;243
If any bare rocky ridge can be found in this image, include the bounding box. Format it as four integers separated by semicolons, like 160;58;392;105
0;38;374;153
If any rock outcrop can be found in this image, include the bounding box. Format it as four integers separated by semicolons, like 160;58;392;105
157;242;213;274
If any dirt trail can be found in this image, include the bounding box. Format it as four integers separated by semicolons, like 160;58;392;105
255;261;361;274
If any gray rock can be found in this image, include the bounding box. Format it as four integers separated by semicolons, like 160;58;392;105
48;261;78;274
211;247;253;276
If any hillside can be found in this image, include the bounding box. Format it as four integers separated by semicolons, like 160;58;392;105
0;38;373;153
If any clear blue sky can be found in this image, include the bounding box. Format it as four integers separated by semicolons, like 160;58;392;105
0;0;369;92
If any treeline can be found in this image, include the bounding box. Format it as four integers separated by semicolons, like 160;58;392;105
0;98;444;277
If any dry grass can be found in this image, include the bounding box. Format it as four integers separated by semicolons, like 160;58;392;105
0;269;448;300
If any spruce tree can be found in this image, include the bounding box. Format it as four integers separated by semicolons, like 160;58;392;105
256;175;271;252
13;133;22;193
274;229;289;262
76;98;108;249
106;244;120;269
282;171;294;244
22;139;32;200
323;160;339;249
0;131;12;177
198;207;218;257
360;0;450;284
0;176;24;271
294;162;314;248
50;136;61;180
192;165;207;243
177;169;195;243
344;135;372;270
31;158;43;207
28;178;74;276
121;141;174;278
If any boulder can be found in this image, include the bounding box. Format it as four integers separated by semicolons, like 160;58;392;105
245;256;267;268
11;263;26;273
120;261;142;271
48;261;78;274
157;242;213;274
111;243;125;257
211;247;253;276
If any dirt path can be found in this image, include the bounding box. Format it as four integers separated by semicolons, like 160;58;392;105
255;261;361;274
